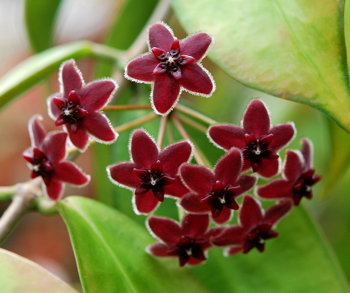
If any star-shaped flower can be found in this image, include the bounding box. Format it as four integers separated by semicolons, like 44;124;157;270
257;138;321;205
213;195;292;255
208;99;295;177
22;116;90;200
147;214;220;266
180;148;256;224
48;60;118;151
125;22;215;115
107;129;192;214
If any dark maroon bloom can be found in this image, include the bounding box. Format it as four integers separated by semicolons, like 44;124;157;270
125;22;215;115
48;60;118;151
208;99;295;177
213;195;292;255
107;130;192;214
23;116;90;200
180;148;256;224
257;138;321;205
147;214;220;266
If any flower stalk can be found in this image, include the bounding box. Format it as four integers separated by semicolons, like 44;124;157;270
157;116;168;148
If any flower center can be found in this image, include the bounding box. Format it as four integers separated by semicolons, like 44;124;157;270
151;40;196;80
174;236;206;266
133;160;176;201
243;134;278;171
53;91;88;129
243;224;278;253
203;181;241;218
29;148;54;179
292;169;320;205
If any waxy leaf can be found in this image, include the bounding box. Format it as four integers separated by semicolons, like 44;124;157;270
0;248;78;293
190;207;350;293
25;0;62;52
58;196;206;293
172;0;350;132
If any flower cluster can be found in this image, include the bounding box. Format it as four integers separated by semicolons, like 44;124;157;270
23;60;118;200
108;98;320;267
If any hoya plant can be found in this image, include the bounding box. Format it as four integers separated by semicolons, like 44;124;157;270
0;0;349;292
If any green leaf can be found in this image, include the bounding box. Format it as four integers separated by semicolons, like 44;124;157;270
0;248;78;293
189;207;350;293
172;0;350;132
58;196;206;293
0;41;121;109
25;0;62;52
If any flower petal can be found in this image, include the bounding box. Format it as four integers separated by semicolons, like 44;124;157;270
180;64;214;96
55;161;89;185
187;257;206;266
236;175;256;193
180;193;210;213
131;130;158;168
60;60;83;97
78;80;117;112
181;214;209;238
257;158;279;178
243;99;270;137
257;178;293;200
181;33;212;60
164;178;189;198
148;216;181;243
83;112;117;142
226;246;244;256
44;178;64;200
41;132;67;163
212;226;245;246
180;164;214;194
152;75;181;115
134;190;159;214
214;148;242;185
208;125;246;149
301;138;313;168
148;23;174;51
159;141;192;174
239;196;263;229
269;123;295;151
48;95;62;118
28;115;46;148
108;162;139;188
66;124;89;151
264;200;292;226
213;207;232;224
284;150;305;181
126;54;159;82
148;243;173;257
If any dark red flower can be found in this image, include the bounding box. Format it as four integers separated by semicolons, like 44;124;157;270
107;129;192;214
125;22;215;115
180;148;256;224
257;138;321;205
147;214;220;266
208;99;295;177
22;116;90;200
213;195;292;255
48;59;118;151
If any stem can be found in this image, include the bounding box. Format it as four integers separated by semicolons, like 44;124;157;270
0;178;41;243
124;0;172;60
103;105;151;112
0;186;17;201
172;114;209;166
115;112;158;133
157;116;168;148
176;113;208;133
176;104;217;125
